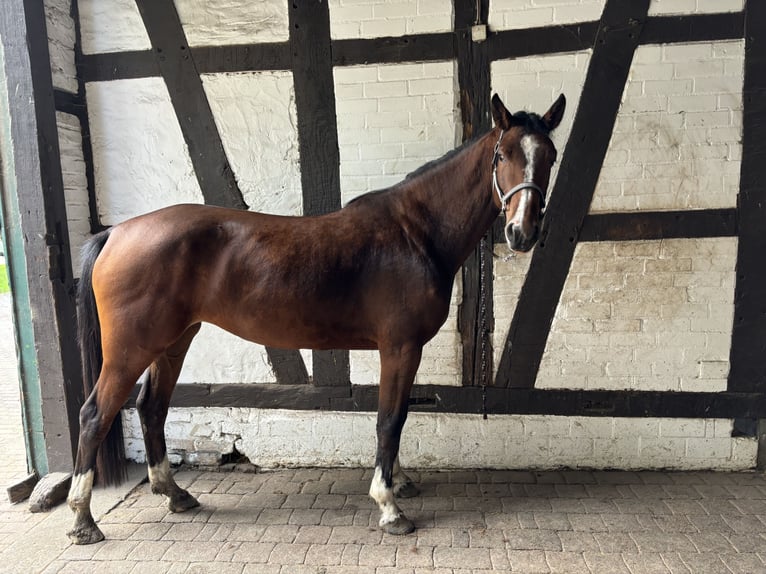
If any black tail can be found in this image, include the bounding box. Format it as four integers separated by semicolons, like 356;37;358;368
78;228;127;486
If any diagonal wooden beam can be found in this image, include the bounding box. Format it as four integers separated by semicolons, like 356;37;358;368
728;0;766;392
494;0;650;389
134;0;308;385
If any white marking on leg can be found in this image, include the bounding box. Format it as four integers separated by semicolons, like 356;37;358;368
369;465;402;526
68;470;94;508
148;455;173;493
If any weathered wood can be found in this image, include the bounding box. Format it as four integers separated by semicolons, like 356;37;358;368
576;208;738;242
495;0;650;389
129;383;766;419
289;0;350;388
455;0;494;388
79;50;158;82
6;472;38;504
333;33;454;66
0;0;84;473
641;12;744;45
192;43;291;73
28;472;71;513
488;22;598;61
728;0;766;393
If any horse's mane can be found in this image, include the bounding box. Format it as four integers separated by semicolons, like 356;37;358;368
345;111;549;206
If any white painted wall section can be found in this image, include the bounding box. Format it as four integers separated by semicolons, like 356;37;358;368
56;112;90;276
86;78;204;225
78;0;151;54
44;0;78;94
202;71;302;216
123;408;756;471
174;0;289;46
329;0;453;40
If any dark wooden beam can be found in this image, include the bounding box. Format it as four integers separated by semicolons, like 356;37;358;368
495;0;650;389
289;0;349;388
488;21;598;61
127;383;766;419
332;33;455;66
640;11;744;45
79;50;158;82
0;0;86;472
191;43;291;73
577;208;738;242
728;0;766;393
455;0;494;389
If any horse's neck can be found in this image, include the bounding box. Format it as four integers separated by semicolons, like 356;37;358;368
397;134;498;275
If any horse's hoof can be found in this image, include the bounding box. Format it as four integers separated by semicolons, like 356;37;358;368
67;523;105;545
394;482;420;498
167;490;200;513
381;515;415;535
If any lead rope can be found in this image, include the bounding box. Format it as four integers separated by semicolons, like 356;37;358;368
479;234;489;420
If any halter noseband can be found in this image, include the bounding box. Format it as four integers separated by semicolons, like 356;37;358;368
492;130;546;213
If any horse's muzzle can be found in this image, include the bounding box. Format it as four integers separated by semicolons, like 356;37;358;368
505;221;539;253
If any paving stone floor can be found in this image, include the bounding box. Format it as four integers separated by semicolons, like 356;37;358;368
1;465;766;573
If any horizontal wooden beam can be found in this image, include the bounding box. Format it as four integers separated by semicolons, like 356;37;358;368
579;208;738;242
332;33;455;66
126;383;766;419
640;11;744;45
79;12;745;83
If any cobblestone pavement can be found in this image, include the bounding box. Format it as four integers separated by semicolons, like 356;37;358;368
1;465;765;573
0;292;29;488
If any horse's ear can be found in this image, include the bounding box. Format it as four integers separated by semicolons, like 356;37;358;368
491;94;513;130
542;94;566;132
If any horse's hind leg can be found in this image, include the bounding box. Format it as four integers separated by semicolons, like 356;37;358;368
137;324;201;512
392;455;419;498
68;361;150;544
369;344;422;535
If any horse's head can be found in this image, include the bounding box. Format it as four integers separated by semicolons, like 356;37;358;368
490;93;566;253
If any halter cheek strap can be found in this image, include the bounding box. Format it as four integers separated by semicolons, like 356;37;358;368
492;130;546;213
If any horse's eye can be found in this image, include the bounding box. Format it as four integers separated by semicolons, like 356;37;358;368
498;154;506;163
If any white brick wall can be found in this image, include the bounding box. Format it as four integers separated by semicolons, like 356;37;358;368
592;40;744;212
202;71;302;216
536;238;737;392
78;0;151;54
45;0;78;94
174;0;289;46
56;113;90;276
334;60;459;204
86;78;204;225
329;0;453;40
180;324;277;384
489;0;605;31
123;408;756;471
648;0;744;16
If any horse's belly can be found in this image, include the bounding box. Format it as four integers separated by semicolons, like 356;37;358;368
208;307;377;351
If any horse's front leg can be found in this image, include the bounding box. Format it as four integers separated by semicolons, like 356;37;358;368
369;344;422;535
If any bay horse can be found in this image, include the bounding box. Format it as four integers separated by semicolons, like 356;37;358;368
67;93;565;544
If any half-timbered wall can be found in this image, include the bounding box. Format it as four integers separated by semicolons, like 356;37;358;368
27;0;766;471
